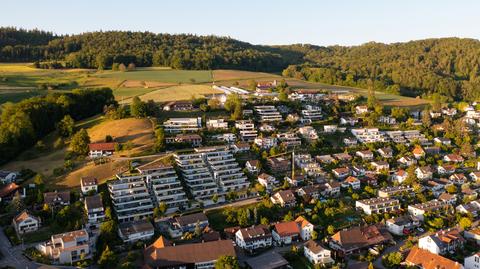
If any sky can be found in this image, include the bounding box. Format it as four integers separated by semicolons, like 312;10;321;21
2;0;479;46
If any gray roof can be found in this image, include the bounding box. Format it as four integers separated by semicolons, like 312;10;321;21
245;251;289;269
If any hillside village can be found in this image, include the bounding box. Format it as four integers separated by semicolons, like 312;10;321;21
2;78;480;269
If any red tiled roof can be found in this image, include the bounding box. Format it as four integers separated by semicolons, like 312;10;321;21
406;246;462;269
88;142;116;151
274;221;300;237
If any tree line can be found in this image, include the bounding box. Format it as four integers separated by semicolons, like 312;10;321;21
281;38;480;101
0;28;292;71
0;88;116;164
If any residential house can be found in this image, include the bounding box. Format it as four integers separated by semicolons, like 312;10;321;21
418;228;465;255
0;170;18;184
298;126;319;141
118;220;155;243
38;229;90;264
303;240;334;266
163;101;193;111
355;105;369;114
245;252;289;269
285;174;305;187
254;137;277;149
84;195;105;230
168;213;209;238
415;166;433;180
413;146;426;159
340;117;358;126
405;246;463;269
88;142;116;158
355;197;400;215
12;210;40;235
235;225;272;252
232;142;251;153
377;147;393;158
465;253;480;269
268;157;291;174
351;128;386;143
391;169;408;184
464;228;480;245
258;173;278;192
143;237;236;269
235;120;258;141
333;152;352;162
438;192;457;205
44;191;70;207
295;216;314;241
444;154;465;163
386;215;420;236
437;164;456;175
206;119;228;129
342;176;361;190
470;172;480;182
0;183;21;202
166;134;203;146
351;165;366;177
356;150;374;160
321;181;341;197
333;167;350;179
80;176;98;195
245;160;260;174
434;137;451;145
272;221;301;245
316;155;335;164
378;185;413;198
450;173;467;185
457;201;480;218
329;225;392;256
271;190;297;208
398;156;416;166
371;161;389;173
254;105;282;122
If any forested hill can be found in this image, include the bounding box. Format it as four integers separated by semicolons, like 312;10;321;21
0;28;302;71
281;38;480;101
1;28;480;100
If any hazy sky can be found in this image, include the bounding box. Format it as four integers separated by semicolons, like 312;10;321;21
2;0;479;46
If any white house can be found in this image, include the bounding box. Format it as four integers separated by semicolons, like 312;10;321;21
245;160;260;174
12;210;40;235
355;105;369;114
415;166;433;180
0;170;18;184
418;229;465;255
118;220;155;243
342;176;361;190
235;225;272;252
38;229;90;264
272;221;301;246
295;216;314;241
356;150;374;160
386;215;419;236
80;176;98;195
303;240;334;266
465;253;480;269
257;173;278;191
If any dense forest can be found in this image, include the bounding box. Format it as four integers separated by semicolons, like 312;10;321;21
2;28;480;100
0;28;299;71
281;39;480;101
0;88;115;164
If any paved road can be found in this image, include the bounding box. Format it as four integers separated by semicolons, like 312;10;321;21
0;229;38;269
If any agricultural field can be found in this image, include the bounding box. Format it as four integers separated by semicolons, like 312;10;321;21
94;67;213;83
212;69;280;81
136;84;222;103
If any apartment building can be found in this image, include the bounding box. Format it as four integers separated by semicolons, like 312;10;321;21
351;128;386;143
137;160;189;213
38;229;90;264
198;146;250;193
174;150;219;204
163;117;202;133
355;197;401;215
254;105;282;122
301;105;322;121
84;195;105;230
235;120;258;141
408;200;448;221
108;174;155;223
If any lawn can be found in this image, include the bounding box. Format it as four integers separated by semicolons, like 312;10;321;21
136;84;222;103
113;87;158;101
95;68;213;84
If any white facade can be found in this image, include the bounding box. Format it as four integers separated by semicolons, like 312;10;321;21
254;105;282;122
38;229;90;264
351;128;386;143
356;197;400;215
206;119;228;129
163;117;202;133
465;253;480;269
235;120;258;141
